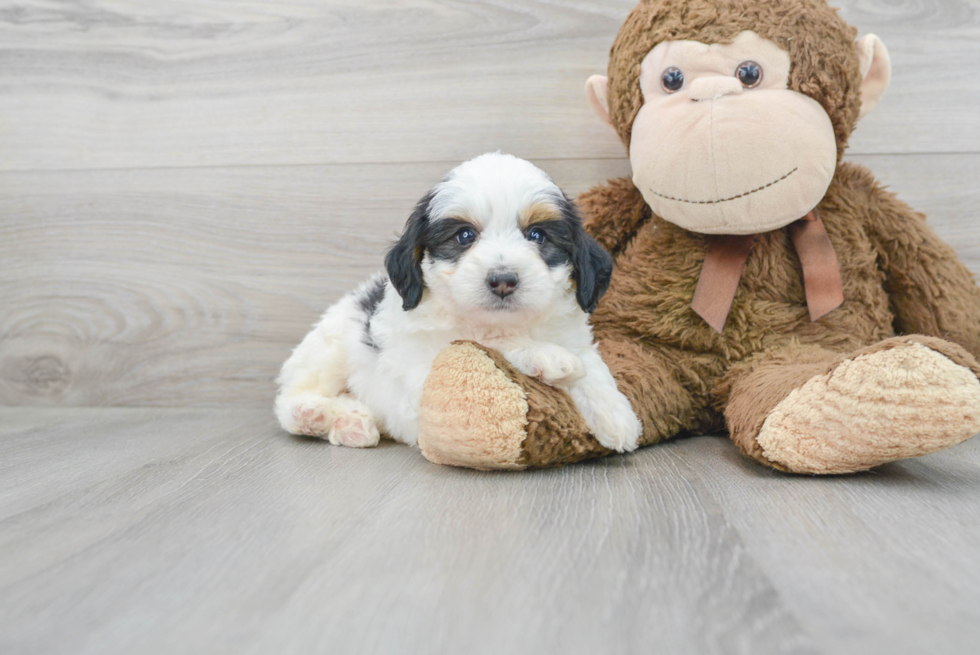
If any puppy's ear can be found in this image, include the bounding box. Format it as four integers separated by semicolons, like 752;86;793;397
385;192;431;310
564;196;614;313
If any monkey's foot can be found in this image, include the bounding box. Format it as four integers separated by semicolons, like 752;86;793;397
755;337;980;474
417;342;610;470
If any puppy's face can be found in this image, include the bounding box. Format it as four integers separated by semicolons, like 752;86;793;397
385;153;613;323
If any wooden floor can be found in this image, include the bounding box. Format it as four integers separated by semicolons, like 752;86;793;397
3;1;980;653
2;408;980;655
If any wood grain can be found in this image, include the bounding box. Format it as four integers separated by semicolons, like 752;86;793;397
0;158;631;406
2;154;977;407
3;407;978;654
678;435;980;654
0;0;978;173
0;407;813;655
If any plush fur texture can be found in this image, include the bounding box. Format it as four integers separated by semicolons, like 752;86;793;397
628;30;840;234
755;339;980;473
607;0;862;159
419;342;531;470
276;153;641;452
584;161;980;443
419;342;610;470
415;0;980;473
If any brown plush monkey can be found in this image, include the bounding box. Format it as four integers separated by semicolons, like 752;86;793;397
416;0;980;473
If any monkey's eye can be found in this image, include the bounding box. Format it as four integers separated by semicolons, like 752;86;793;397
735;61;763;88
661;67;685;93
456;227;477;245
526;227;546;244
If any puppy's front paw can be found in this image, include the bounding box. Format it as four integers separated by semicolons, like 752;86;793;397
574;389;642;453
590;409;642;453
507;344;585;385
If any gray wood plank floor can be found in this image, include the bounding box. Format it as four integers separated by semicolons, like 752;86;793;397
2;407;979;655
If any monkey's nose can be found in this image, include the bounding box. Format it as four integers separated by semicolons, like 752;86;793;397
487;272;520;298
688;76;743;101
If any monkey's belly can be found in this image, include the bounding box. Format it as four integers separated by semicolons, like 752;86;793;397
592;218;893;363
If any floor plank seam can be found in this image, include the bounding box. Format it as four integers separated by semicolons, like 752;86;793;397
2;151;978;176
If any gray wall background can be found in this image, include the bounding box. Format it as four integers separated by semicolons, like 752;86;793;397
2;0;978;407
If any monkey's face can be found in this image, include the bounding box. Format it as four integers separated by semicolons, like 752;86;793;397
629;31;837;235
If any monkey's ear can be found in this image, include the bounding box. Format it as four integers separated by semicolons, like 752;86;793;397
857;34;891;119
384;193;430;310
585;75;612;125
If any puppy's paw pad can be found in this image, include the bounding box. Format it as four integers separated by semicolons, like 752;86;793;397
291;405;330;437
329;411;381;448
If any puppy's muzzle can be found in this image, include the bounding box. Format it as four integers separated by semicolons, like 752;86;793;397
487;271;519;298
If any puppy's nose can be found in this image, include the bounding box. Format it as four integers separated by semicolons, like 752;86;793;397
487;272;520;298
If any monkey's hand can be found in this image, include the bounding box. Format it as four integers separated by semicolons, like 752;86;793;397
857;163;980;360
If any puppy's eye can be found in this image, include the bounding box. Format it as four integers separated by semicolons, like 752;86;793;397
661;67;684;93
455;227;477;245
735;61;762;88
527;227;546;244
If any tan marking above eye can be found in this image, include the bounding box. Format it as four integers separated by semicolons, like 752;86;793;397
520;202;562;228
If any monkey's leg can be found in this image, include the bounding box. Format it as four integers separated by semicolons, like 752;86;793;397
722;337;980;474
597;337;713;447
416;339;701;470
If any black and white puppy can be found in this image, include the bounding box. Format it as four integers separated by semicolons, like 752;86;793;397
275;153;641;451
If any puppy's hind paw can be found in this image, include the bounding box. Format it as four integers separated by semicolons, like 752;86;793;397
284;399;332;438
277;393;381;448
328;410;381;448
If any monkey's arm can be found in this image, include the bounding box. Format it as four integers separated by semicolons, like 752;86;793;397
577;177;651;256
861;171;980;359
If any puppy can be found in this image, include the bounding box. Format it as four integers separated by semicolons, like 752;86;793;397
275;152;642;452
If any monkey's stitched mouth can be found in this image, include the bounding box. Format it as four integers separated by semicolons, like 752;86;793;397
647;167;798;205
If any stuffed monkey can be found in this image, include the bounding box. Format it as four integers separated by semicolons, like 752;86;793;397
416;0;980;473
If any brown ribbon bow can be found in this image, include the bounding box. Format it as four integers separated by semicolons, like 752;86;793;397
690;209;844;333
